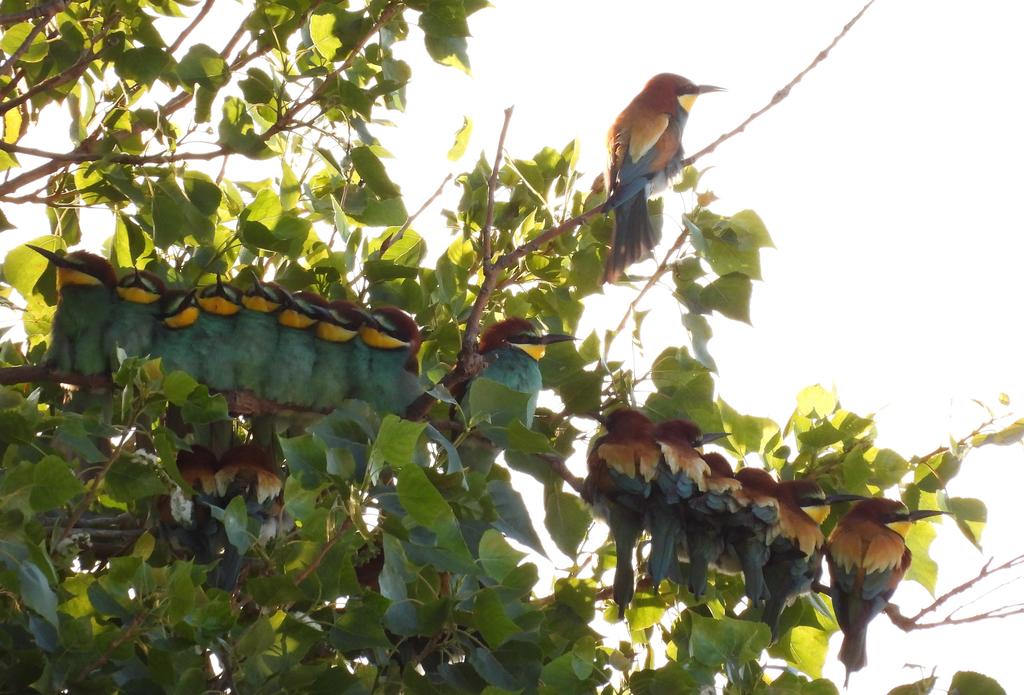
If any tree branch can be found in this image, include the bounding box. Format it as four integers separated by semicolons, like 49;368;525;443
378;173;453;256
481;108;513;272
536;453;585;495
883;554;1024;631
0;0;67;27
0;9;51;76
168;0;215;54
0;141;228;165
612;225;691;335
681;0;877;167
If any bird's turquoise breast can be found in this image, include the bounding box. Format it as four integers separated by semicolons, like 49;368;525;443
477;347;542;424
264;327;316;408
105;300;160;363
193;314;239;392
312;339;357;410
360;348;420;414
154;325;198;378
233;310;279;397
49;286;115;374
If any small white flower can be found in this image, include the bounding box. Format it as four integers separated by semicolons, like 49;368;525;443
170;487;194;525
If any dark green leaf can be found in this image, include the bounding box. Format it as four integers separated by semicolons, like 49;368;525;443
949;671;1006;695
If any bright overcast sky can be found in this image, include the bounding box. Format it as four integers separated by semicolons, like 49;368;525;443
3;1;1023;691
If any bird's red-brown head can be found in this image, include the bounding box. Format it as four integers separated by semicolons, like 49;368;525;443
639;73;724;112
652;418;703;448
604;408;655;438
28;246;118;291
478;317;573;361
702;452;735;479
360;306;422;372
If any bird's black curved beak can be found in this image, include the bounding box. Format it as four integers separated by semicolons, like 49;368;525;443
824;493;871;505
26;244;68;267
697;84;725;94
908;509;948;522
540;333;575;345
698;431;729;446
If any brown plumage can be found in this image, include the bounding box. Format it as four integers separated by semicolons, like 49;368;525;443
652;418;709;489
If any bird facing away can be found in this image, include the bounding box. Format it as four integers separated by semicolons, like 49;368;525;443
27;246;118;376
602;73;722;283
582;408;660;618
827;499;944;685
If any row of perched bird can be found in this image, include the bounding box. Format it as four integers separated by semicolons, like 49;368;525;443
28;246;572;419
582;408;943;684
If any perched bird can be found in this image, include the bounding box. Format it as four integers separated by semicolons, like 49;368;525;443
647;418;726;587
582;408;660;618
713;467;780;607
105;269;166;365
681;451;743;598
827;499;944;684
356;306;423;415
602;74;722;282
311;299;366;411
234;276;291;398
263;290;328;409
27;246;118;375
153;289;201;378
213;444;285;590
193;276;244;393
460;317;574;428
157;445;222;565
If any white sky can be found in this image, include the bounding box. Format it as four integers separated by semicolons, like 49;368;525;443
2;1;1023;692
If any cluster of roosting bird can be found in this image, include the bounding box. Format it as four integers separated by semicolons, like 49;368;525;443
583;408;944;682
29;243;943;684
28;245;573;419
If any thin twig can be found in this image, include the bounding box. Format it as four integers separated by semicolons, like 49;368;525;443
74;611;148;682
168;0;216;54
537;453;585;495
612;226;691;334
482;109;513;271
378;173;453;256
682;0;877;167
0;141;227;164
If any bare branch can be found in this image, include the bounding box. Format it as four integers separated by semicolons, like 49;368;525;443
612;226;691;335
378;173;453;256
536;453;585;495
168;0;216;54
885;554;1024;631
0;141;228;165
482;108;514;272
682;0;877;168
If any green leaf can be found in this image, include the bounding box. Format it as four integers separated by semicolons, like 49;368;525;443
487;479;546;556
718;399;779;457
239;67;275;104
222;495;252;554
448;116;473;160
177;44;229;90
796;385;837;418
543;487;589;557
30;455;84;511
5;238;60;298
887;677;937;695
236;617;275;658
423;33;471;74
971;418;1024;446
474;588;519;647
0;541;57;625
904;518;938;594
949;671;1005;695
115;46;170;85
351;146;401;198
309;8;344;60
689;613;771;667
218;97;271;158
0;23;48;63
370;415;426;471
163;370;199;406
478;529;526;582
184;171;222;216
355;197;408;227
700;272;752;323
771;625;828;678
397;464;452;530
948;497;986;548
624;587;666;632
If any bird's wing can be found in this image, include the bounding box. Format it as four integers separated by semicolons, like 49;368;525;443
626;112;670;164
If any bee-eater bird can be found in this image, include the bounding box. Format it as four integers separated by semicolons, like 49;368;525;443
356;306;423;414
827;499;944;684
582;408;660;618
27;246;118;375
726;467;783;607
602;74;722;283
461;317;574;427
681;451;742;598
263;290;328;409
647;419;726;587
234;276;291;398
105;269;166;364
153;289;201;378
213;443;284;590
158;445;221;565
312;299;366;411
193;276;244;393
